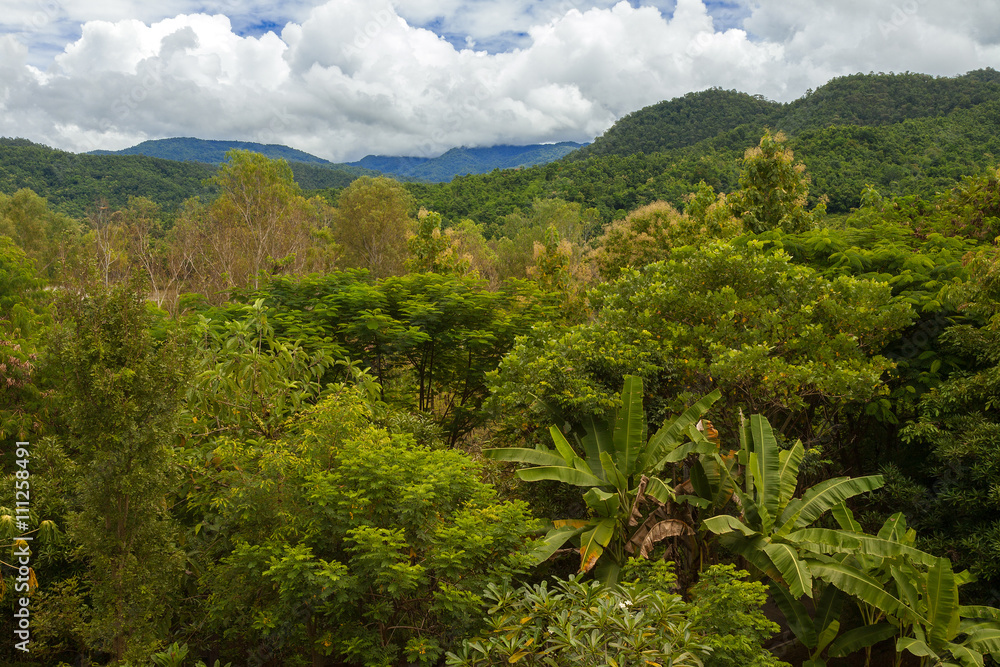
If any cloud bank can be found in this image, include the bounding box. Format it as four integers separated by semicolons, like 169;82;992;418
1;0;999;161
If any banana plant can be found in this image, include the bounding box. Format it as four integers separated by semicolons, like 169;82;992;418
703;413;891;600
893;557;1000;667
770;581;846;667
484;375;721;582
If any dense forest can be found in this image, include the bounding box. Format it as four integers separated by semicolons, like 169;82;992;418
4;69;1000;667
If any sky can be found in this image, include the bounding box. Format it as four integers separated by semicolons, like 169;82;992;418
1;0;999;162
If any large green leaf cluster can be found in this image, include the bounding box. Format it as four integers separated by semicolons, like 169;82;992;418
190;387;538;666
493;240;909;445
447;560;712;667
216;270;554;445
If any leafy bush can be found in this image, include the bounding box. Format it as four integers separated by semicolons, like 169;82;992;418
688;565;789;667
447;559;709;667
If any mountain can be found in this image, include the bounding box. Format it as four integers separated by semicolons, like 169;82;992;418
0;137;216;217
571;89;781;159
90;137;332;165
409;70;1000;229
350;142;586;182
90;137;585;185
575;69;1000;160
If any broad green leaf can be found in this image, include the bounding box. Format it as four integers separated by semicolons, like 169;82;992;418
770;581;818;648
965;627;1000;654
764;541;813;598
689;460;712;500
827;623;897;658
877;512;909;543
662;438;719;464
961;607;1000;624
719;533;782;582
816;619;841;654
703;515;758;537
750;415;781;527
644;389;722;471
484;447;568;468
897;637;936;658
579;517;616;573
579;411;613;481
927;557;959;648
790;528;938;566
528;523;588;564
583;487;620;518
832;502;862;533
644;476;674;504
811;561;903;617
815;583;844;635
789;475;885;528
548;426;581;467
949;643;985;667
676;494;713;509
516;466;604;487
777;440;805;505
600;450;627;491
613;375;647;476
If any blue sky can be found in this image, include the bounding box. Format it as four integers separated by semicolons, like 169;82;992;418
1;0;999;161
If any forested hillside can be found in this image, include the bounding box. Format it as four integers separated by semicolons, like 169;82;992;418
4;69;1000;667
351;142;586;181
90;137;334;164
413;69;1000;226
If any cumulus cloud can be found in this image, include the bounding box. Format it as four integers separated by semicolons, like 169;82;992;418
0;0;998;161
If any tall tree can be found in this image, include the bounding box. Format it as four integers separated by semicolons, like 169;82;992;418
334;176;415;278
208;150;335;290
44;277;189;662
727;131;825;234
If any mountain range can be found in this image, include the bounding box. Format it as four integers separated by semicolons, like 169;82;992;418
4;68;1000;222
89;137;587;183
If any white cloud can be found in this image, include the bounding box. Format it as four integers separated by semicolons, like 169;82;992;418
0;0;998;162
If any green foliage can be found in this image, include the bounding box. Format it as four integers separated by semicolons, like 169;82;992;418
0;188;79;278
193;387;538;666
573;88;782;159
0;138;216;218
486;376;719;581
688;565;789;667
888;248;1000;597
184;298;336;442
727;131;825;234
335;176;416;278
591;193;741;278
446;561;710;667
229;270;553;445
0;237;49;442
703;414;887;600
493;240;909;447
42;276;189;663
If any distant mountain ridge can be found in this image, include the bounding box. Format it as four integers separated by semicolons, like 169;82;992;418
349;142;587;181
90;137;332;165
574;68;1000;159
93;137;587;183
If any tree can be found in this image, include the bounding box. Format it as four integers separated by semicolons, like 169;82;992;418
0;188;79;278
728;131;825;234
44;276;189;662
491;240;911;449
192;386;538;666
207;150;337;290
590;186;741;278
335;176;415;278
